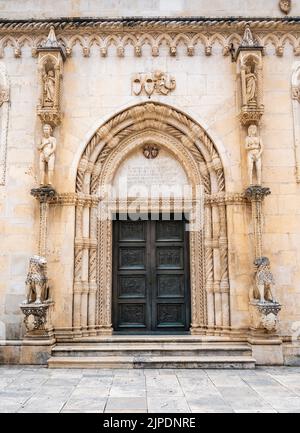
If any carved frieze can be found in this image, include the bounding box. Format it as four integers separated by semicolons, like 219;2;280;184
132;72;176;96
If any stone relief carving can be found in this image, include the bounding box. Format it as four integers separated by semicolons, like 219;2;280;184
142;144;159;159
249;300;281;333
23;255;49;305
0;62;9;186
38;123;56;186
279;0;292;14
72;102;228;337
132;72;176;97
245;124;263;185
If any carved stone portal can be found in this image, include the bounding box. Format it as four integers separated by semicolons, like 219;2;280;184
132;72;176;97
74;102;229;337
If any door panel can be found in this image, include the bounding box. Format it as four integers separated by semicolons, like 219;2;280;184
113;215;190;333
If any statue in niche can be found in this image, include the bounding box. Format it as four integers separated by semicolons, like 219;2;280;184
38;123;56;186
245;66;257;105
245;124;263;185
43;69;55;105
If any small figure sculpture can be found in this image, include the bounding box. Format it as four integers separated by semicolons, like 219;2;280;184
43;69;55;105
38;123;56;186
242;26;256;47
245;66;257;105
23;255;48;304
245;124;263;185
253;257;275;303
279;0;291;14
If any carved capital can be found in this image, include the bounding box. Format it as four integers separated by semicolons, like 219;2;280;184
245;185;271;202
31;185;57;203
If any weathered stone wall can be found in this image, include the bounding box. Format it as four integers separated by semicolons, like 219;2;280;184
0;1;299;343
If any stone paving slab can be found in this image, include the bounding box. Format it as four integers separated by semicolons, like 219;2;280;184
0;366;300;413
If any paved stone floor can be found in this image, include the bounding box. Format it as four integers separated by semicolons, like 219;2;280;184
1;366;300;413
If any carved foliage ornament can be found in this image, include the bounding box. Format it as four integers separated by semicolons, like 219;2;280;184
279;0;292;14
132;72;176;97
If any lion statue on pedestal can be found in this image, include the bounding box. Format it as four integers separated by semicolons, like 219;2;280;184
23;255;48;304
252;256;275;303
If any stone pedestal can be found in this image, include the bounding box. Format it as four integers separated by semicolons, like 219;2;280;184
20;301;55;341
249;300;281;334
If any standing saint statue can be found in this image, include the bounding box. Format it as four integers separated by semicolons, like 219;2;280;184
245;66;257;105
43;69;55;105
38;123;56;186
245;124;263;185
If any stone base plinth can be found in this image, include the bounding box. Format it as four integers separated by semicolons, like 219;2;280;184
249;301;281;334
20;301;55;340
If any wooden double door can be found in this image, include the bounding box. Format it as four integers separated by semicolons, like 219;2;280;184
113;215;190;333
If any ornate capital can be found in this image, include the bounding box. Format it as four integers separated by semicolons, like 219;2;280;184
250;300;281;333
245;185;271;202
31;185;56;203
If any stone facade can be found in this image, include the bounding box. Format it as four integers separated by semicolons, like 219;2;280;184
0;0;300;366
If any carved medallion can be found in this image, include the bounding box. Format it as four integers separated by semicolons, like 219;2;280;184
279;0;291;14
142;144;159;159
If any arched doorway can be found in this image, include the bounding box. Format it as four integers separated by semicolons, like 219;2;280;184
73;102;230;336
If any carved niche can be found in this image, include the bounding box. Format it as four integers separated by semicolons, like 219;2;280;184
36;26;66;126
236;27;264;126
132;71;176;97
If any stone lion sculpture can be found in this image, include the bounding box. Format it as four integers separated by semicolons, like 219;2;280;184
253;256;275;303
23;255;48;304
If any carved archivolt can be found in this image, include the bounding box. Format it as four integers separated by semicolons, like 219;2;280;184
291;62;300;182
1;19;300;58
0;62;9;186
73;102;230;337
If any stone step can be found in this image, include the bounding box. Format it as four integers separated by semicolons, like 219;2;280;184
48;355;256;369
51;343;252;358
64;335;245;344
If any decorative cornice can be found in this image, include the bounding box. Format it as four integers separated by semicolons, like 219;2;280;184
0;17;300;58
1;17;300;32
